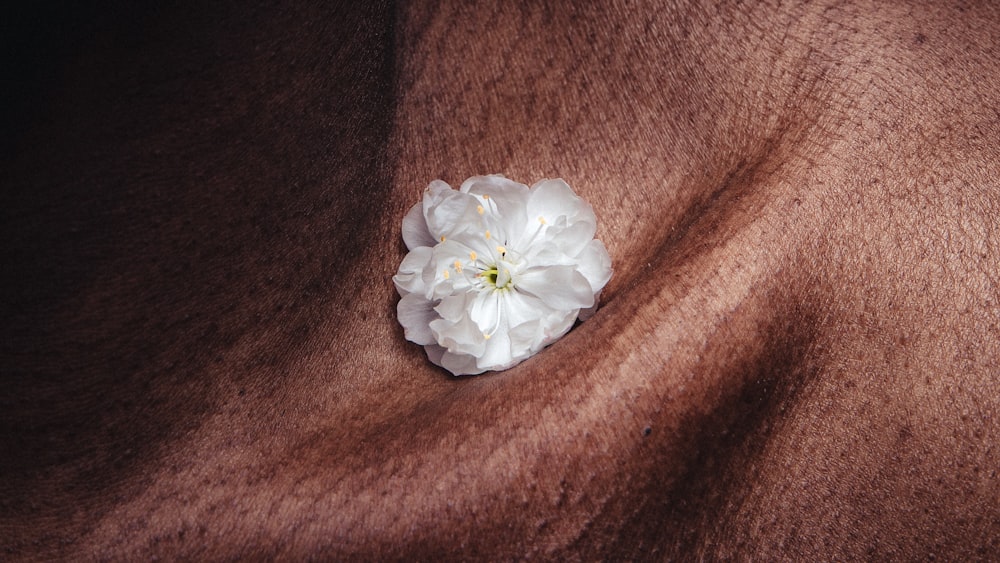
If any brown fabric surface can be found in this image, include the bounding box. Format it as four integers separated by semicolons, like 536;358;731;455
2;1;999;559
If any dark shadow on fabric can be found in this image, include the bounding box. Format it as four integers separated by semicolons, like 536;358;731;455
0;2;399;552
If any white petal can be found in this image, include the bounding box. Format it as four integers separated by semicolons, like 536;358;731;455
516;265;595;310
434;293;473;322
477;323;515;371
426;179;453;197
539;308;578;345
393;246;433;296
520;240;576;268
578;292;601;321
527;178;596;228
459;174;527;196
431;316;486;358
575;239;613;294
430;318;486;358
401;202;436;251
545;218;597;257
424;344;445;365
500;291;556;360
422;180;457;213
397;293;438;346
435;236;494;266
460;175;529;244
441;349;485;376
507;318;542;356
431;294;487;357
423;190;481;242
500;290;549;331
510;306;577;352
421;240;490;300
468;290;501;335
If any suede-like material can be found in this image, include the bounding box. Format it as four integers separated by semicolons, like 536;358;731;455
3;2;998;559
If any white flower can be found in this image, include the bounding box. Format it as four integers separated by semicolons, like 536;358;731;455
393;175;612;376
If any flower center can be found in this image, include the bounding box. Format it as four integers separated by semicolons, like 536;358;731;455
481;263;513;290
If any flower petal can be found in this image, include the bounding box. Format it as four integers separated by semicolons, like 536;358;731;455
477;323;515;371
393;246;433;296
519;240;577;268
423;184;481;241
460;175;529;244
541;308;578;344
524;306;578;349
507;318;542;356
499;290;549;331
422;239;491;300
423;343;447;367
527;178;596;228
468;290;500;335
431;293;488;358
434;292;474;322
544;218;597;257
440;349;485;376
516;265;595;310
578;294;601;321
401;202;436;251
431;313;486;358
397;293;438;346
575;239;613;293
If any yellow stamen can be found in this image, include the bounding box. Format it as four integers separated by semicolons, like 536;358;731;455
440;235;446;242
483;332;491;340
453;260;462;273
470;251;477;261
477;205;485;215
538;216;547;224
485;230;491;240
482;194;490;199
442;270;450;279
496;245;507;255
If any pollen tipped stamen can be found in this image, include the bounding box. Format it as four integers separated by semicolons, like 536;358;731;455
479;193;500;216
520;219;548;249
